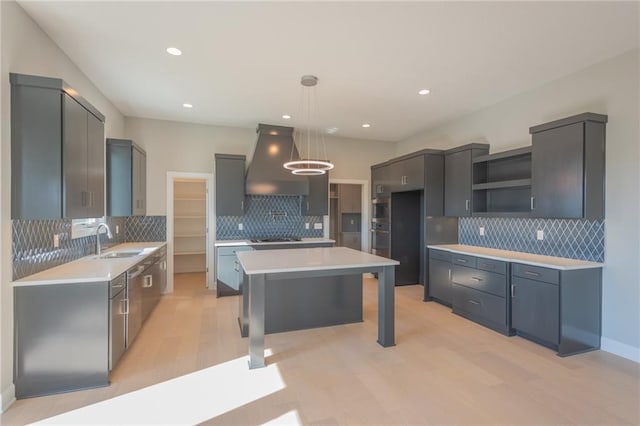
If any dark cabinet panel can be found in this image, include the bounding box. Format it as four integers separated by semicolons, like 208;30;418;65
530;113;606;219
511;276;559;346
371;164;390;198
11;73;105;219
339;184;361;213
107;139;146;217
388;155;425;192
303;172;328;216
429;257;452;305
444;145;489;217
215;154;246;216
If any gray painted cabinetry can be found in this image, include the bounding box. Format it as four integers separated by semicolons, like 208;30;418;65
106;139;147;216
388;155;424;192
450;253;512;335
530;113;607;219
303;172;329;216
215;154;246;216
11;73;106;219
216;245;254;297
510;263;601;356
371;164;390;198
444;144;489;217
428;249;452;305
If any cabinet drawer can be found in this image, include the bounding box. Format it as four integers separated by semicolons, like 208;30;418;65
216;246;254;256
451;265;506;298
476;258;507;275
429;249;451;262
512;263;559;285
451;253;476;268
452;283;506;327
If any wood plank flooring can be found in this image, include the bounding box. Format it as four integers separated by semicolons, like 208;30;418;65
1;273;639;425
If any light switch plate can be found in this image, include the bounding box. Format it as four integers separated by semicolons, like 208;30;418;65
479;226;485;236
536;230;544;240
53;234;60;248
115;225;120;234
305;223;310;229
314;223;323;230
238;223;244;231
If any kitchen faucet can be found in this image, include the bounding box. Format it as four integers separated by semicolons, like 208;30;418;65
96;223;113;255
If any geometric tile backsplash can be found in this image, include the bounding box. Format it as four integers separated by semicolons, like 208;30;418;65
217;195;324;240
12;216;166;280
459;217;604;262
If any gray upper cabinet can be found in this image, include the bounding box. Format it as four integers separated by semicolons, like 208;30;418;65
339;184;361;213
11;73;105;219
371;164;390;198
215;154;246;216
303;172;329;216
444;144;489;217
530;113;607;219
388;155;424;192
106;139;147;216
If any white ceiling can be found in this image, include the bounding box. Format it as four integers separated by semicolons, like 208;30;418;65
18;1;639;142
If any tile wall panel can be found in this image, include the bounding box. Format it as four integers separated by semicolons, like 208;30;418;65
12;216;166;280
459;217;604;262
216;195;324;240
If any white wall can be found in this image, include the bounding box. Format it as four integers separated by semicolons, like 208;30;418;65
397;49;640;361
125;117;396;215
0;0;126;410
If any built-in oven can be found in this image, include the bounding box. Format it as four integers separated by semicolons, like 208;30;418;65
372;198;390;223
371;221;390;258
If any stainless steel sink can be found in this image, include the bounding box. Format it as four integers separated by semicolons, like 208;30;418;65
98;250;143;259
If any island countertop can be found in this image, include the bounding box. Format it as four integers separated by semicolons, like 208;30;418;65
236;246;398;275
215;238;335;247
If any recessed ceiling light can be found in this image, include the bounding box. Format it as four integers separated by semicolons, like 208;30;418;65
183;103;193;108
362;123;371;128
418;89;431;95
166;47;182;56
282;114;291;119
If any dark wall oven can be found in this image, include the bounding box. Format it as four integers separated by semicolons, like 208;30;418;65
371;221;390;258
372;198;389;223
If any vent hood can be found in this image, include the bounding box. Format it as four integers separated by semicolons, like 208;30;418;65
245;124;309;195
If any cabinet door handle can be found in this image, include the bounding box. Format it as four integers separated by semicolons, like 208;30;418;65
234;260;239;272
468;300;480;305
122;298;129;314
143;275;153;288
241;200;244;210
524;270;540;277
465;199;470;211
511;284;515;298
530;196;535;210
448;269;451;280
457;259;467;264
471;277;483;282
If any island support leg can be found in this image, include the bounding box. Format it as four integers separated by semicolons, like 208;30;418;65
248;273;266;369
377;265;395;347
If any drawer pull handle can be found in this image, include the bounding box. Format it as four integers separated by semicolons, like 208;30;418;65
457;259;467;263
511;284;515;298
471;277;483;282
524;271;540;277
468;300;480;305
448;269;451;280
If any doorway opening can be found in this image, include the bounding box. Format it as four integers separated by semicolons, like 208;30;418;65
166;172;214;293
328;179;369;251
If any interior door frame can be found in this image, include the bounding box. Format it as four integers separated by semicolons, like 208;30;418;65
328;178;370;252
166;171;215;293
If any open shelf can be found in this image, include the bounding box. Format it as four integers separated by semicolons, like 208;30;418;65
174;251;206;256
175;234;206;238
473;146;532;216
174;215;206;219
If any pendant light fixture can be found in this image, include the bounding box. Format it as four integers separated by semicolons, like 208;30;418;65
283;75;334;176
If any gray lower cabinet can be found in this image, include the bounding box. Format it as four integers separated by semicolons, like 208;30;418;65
15;282;109;399
303;172;329;216
215;154;246;216
444;144;489;217
511;263;601;356
427;249;452;305
216;246;254;296
11;73;106;219
529;113;607;219
450;254;511;335
106;139;147;216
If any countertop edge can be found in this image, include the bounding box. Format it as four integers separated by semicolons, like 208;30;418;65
215;238;336;247
427;244;604;270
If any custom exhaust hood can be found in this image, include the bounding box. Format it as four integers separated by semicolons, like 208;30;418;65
245;124;309;195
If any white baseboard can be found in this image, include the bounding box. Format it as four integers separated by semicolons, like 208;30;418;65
1;384;15;413
601;337;640;363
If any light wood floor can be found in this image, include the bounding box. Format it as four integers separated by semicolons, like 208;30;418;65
2;273;639;425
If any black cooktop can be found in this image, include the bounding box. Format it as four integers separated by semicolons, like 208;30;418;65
250;237;302;243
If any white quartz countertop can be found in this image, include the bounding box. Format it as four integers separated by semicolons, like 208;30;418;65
427;244;604;270
13;242;167;286
237;246;399;275
215;238;335;247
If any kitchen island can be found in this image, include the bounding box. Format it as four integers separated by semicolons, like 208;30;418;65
236;246;399;369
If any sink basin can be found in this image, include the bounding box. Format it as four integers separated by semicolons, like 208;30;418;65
98;250;143;259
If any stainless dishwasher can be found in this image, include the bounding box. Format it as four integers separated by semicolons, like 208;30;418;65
126;263;146;347
109;273;127;371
